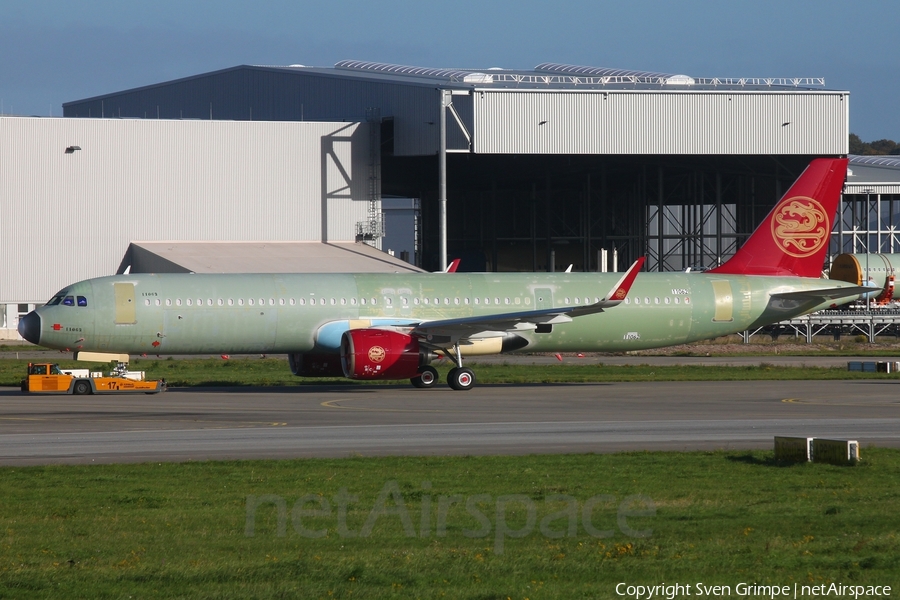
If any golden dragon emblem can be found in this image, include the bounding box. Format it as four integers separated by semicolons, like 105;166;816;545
770;196;829;258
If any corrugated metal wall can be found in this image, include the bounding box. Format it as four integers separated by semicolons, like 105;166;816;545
473;89;848;155
0;117;372;303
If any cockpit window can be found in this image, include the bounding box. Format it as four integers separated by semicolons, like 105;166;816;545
46;296;64;306
77;296;88;307
63;296;75;306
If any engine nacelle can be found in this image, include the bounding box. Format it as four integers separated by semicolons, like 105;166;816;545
288;352;345;377
340;329;421;380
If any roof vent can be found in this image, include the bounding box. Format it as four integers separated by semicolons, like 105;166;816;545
463;72;493;84
665;74;695;85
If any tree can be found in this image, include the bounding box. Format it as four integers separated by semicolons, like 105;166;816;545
849;134;900;155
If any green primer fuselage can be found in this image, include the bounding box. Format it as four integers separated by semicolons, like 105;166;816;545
34;271;852;355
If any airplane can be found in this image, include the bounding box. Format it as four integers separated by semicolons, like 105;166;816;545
18;157;869;391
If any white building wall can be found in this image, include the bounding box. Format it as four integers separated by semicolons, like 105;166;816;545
473;89;848;155
0;117;374;334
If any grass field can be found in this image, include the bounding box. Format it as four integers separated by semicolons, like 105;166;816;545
2;343;898;597
0;450;898;599
3;355;900;389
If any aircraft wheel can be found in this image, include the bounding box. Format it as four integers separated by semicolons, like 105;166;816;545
447;367;476;391
411;365;439;388
73;380;91;395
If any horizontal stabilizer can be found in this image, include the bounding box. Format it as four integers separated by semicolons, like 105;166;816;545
770;286;872;303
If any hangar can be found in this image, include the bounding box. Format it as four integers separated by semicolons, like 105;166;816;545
62;61;850;273
5;61;900;340
0;116;417;339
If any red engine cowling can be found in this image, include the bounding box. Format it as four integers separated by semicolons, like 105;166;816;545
340;329;421;380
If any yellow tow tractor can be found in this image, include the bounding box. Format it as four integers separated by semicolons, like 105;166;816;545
21;362;167;395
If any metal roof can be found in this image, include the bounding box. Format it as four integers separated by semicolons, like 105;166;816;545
305;60;829;92
125;242;424;274
845;154;900;193
62;60;835;111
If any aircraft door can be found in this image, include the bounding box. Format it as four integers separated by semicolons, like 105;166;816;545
534;288;554;310
710;280;734;323
114;283;137;324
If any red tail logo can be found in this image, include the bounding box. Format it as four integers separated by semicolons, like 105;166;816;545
710;158;848;278
770;196;829;258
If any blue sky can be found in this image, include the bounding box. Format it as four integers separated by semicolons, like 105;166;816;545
2;0;897;142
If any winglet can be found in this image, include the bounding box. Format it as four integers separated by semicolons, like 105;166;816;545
442;258;461;273
709;158;848;278
604;257;645;304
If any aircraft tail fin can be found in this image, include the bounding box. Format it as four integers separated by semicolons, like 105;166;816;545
709;158;848;278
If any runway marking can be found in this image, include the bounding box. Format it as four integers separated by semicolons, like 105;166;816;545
782;398;900;406
320;399;442;413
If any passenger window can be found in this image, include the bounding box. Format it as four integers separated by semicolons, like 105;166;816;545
144;299;151;306
166;299;172;306
298;298;305;306
63;296;75;306
290;299;296;305
187;299;193;306
77;296;88;307
176;299;183;306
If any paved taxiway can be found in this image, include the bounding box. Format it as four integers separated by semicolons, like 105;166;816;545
1;378;898;465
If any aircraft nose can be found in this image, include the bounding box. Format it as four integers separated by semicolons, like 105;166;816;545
18;311;41;345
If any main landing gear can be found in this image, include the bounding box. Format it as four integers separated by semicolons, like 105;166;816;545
408;341;477;391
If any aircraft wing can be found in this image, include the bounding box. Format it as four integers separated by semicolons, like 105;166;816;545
408;258;644;342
